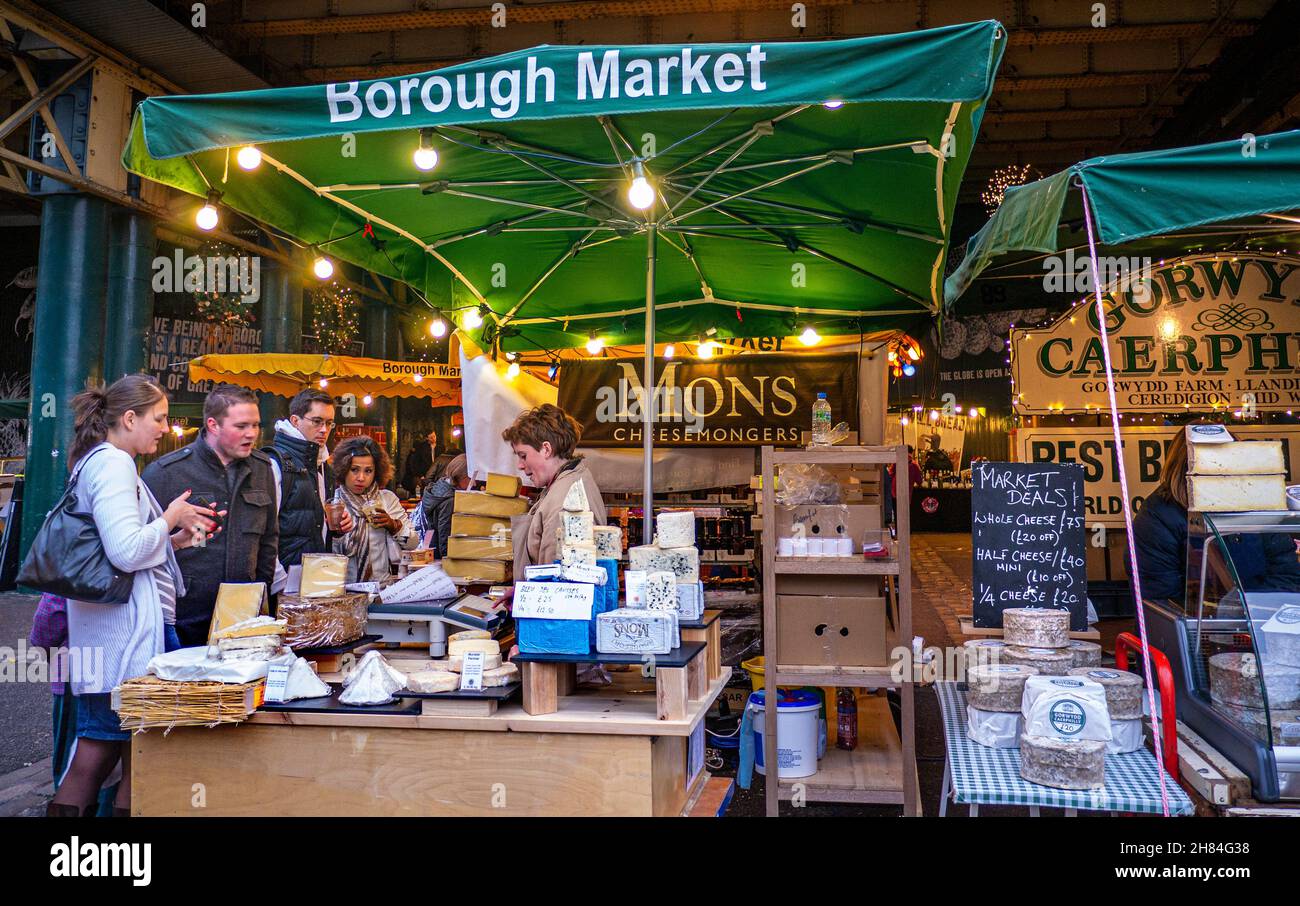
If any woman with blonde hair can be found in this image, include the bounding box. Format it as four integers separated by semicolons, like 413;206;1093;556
46;374;218;816
1131;425;1300;603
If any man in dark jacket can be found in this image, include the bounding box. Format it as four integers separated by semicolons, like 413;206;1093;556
264;387;353;567
400;431;435;497
421;454;470;558
142;384;280;646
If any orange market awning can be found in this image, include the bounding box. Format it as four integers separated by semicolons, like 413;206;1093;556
188;354;461;405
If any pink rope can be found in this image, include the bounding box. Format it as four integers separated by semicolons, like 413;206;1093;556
1080;187;1171;817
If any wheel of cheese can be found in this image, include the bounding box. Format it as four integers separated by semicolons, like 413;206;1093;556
1019;733;1106;790
1001;645;1073;676
1209;652;1300;709
1002;608;1070;648
448;629;491;642
427;653;502;673
483;662;520;687
1066;640;1102;669
1212;701;1300;746
406;670;460;693
962;639;1008;668
1068;667;1143;719
967;663;1038;713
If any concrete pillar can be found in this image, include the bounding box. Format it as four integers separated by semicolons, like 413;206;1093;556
365;302;397;454
22;194;110;556
258;260;299;438
103;209;156;381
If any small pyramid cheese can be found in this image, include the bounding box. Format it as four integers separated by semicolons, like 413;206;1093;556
482;662;520;687
406;670;461;693
561;480;590;512
284;657;331;700
339;651;405;704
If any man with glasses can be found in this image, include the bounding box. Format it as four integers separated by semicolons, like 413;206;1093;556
264;388;353;568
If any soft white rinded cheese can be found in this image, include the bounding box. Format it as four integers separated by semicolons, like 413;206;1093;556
561;561;608;585
562;481;590;512
596;609;675;655
482;662;520;687
1188;440;1285;475
339;651;405;705
217;636;283;662
283;657;331;701
593;525;622;559
1019;733;1106;790
561;511;594;545
1188;473;1286;511
212;616;286;640
1021;675;1112;742
656;510;696;549
427;653;502;673
448;629;490;642
560;544;598;568
629;543;700;582
1068;667;1144;719
406;670;460;693
449;637;502;658
1002;607;1070;648
646;570;677;611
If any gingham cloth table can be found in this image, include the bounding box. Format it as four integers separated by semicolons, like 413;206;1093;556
935;681;1193;816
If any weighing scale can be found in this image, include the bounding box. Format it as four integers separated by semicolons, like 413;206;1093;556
366;593;506;656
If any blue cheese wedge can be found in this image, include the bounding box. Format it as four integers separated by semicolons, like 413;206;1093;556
592;525;623;559
656;510;696;549
596;609;675;655
561;480;590;512
676;580;704;620
561;511;595;545
560;543;598;568
646;570;677;611
629;543;700;582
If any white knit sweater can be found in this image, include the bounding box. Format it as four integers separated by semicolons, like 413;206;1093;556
65;443;185;695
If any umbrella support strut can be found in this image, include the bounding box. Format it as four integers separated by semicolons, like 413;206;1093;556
642;221;657;544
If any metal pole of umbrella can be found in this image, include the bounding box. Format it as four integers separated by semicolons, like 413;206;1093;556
642;220;657;545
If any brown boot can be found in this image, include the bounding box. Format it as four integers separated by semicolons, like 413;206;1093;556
45;801;84;817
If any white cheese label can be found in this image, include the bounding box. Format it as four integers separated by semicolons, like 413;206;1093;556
561;562;608;585
1264;605;1300;636
513;581;595;620
525;564;564;580
460;650;485;691
264;663;290;703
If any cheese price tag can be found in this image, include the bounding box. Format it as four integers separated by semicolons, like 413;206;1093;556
264;663;291;703
460;650;485;691
512;581;595;620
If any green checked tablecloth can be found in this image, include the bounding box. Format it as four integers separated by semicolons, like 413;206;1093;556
936;681;1193;815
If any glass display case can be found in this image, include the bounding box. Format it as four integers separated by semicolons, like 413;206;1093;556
1172;511;1300;799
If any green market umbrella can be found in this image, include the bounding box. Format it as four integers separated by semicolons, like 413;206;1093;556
123;20;1006;533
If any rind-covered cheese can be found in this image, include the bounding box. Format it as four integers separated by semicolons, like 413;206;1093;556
405;670;460;693
300;555;347;598
448;637;502;658
449;629;490;642
1209;652;1300;709
629;543;700;583
1022;675;1112;742
1188;440;1285;475
562;481;590;512
428;653;502;673
454;490;530;518
560;543;598;568
967;663;1038;713
451;514;512;539
596;608;675;655
1215;701;1300;745
963;638;1008;668
656;510;696;549
966;706;1023;748
442;558;510;583
1003;607;1069;648
1019;733;1106;790
1066;640;1103;669
446;536;513;560
1188;473;1286;511
485;472;522;498
592;525;623;559
646;570;677;611
1068;667;1144;719
561;511;594;545
1001;645;1073;676
482;662;520;687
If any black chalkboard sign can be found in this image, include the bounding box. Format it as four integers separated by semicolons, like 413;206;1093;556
971;462;1088;631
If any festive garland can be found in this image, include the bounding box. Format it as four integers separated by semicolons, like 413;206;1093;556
192;240;254;327
310;281;360;353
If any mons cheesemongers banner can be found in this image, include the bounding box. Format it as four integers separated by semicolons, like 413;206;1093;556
558;353;857;447
1012;253;1300;414
1017;424;1300;526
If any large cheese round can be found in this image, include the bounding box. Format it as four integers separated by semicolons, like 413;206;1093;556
967;663;1039;713
1214;702;1300;746
483;662;520;687
1066;640;1102;669
963;639;1008;668
1001;645;1073;676
1068;667;1144;720
1003;608;1070;649
1209;652;1300;709
406;670;460;693
428;653;503;673
1019;733;1106;790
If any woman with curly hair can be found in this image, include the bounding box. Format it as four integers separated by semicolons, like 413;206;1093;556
502;403;606;580
329;436;416;581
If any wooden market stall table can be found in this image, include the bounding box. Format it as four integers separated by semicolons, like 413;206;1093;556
934;682;1192;816
130;651;730;817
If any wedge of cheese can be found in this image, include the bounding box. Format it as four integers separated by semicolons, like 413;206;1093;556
656;510;696;549
1188;473;1287;511
446;536;513;561
448;636;502;658
485;472;522;498
207;583;269;642
562;481;590;512
451;514;512;539
428;653;502;673
592;525;622;559
560;543;598;568
211;616;285;640
561;511;594;545
1188;439;1285;475
301;554;348;597
454;490;529;518
406;670;461;693
483;662;520;687
443;558;511;582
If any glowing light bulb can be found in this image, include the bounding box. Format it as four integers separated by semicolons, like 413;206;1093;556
900;415;910;426
969;408;978;418
413;146;438;171
930;410;939;422
585;333;605;355
195;202;219;231
907;345;920;361
362;394;373;406
430;318;447;338
548;362;559;380
663;344;675;360
628;175;655;210
799;326;820;346
312;255;334;280
463;307;484;330
698;340;715;360
236;146;262;170
902;363;916;377
823;100;843;109
506;362;520;379
318;378;329;388
413;373;423;383
451;427;462;438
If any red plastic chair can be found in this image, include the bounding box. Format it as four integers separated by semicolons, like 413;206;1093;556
1114;632;1179;780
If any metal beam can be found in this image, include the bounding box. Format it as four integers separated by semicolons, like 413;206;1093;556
0;51;96;141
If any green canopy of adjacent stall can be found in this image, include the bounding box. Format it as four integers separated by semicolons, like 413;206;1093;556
122;21;1006;351
945;129;1300;311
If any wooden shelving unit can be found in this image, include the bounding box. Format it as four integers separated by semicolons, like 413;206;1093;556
759;444;917;817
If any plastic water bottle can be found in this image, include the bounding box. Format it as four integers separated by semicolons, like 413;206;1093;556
811;392;832;446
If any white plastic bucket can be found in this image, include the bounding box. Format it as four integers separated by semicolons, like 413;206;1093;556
751;690;821;778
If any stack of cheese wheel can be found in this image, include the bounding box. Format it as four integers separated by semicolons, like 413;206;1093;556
966;663;1038;749
1210;651;1300;745
1069;667;1145;753
1066;640;1102;669
1001;608;1073;675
